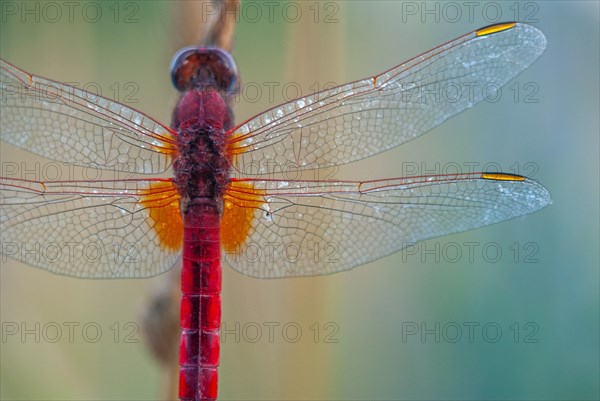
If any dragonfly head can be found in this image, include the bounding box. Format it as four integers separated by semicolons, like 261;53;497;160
171;47;239;95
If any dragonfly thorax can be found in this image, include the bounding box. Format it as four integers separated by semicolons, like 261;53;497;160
172;90;233;211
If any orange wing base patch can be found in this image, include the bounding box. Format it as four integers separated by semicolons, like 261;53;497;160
221;181;265;253
226;131;247;157
140;181;183;251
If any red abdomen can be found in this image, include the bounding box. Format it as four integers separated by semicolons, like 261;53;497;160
179;202;222;401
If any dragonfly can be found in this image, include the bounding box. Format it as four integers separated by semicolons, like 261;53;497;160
0;22;550;401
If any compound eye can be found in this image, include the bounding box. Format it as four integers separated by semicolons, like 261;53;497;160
170;47;238;93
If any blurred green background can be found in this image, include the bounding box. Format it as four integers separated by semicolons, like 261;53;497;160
1;1;598;400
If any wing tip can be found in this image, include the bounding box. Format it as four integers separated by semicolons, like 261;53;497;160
481;172;552;210
476;22;547;52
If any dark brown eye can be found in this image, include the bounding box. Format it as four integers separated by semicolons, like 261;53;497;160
170;47;238;93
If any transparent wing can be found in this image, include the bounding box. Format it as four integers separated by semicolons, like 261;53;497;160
0;177;182;278
0;59;177;174
222;173;551;278
227;23;546;176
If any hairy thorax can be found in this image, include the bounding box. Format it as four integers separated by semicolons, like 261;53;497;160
171;89;233;212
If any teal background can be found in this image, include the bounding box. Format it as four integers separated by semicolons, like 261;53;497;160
1;1;598;400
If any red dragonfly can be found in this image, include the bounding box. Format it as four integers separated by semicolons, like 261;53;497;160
0;22;550;401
